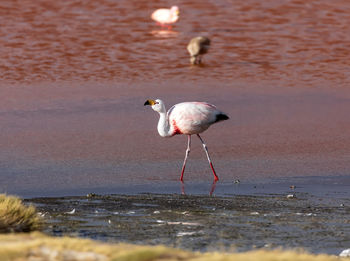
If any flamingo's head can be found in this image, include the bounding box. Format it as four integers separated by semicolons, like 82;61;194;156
144;99;166;113
170;6;179;16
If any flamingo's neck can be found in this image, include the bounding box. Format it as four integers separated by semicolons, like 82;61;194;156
157;112;173;137
170;14;179;23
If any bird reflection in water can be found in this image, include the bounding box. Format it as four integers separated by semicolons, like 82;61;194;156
181;180;218;196
150;29;179;38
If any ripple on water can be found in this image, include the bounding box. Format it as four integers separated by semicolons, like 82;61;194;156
1;0;350;86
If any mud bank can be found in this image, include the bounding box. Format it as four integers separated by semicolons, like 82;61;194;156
27;189;350;255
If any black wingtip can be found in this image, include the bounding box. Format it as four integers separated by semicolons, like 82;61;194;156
215;113;229;122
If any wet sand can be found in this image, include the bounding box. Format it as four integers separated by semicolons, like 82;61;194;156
27;175;350;255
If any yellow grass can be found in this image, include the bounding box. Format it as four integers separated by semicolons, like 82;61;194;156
0;232;348;261
0;194;41;233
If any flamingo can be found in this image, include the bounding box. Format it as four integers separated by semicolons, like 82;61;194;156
187;36;211;65
144;99;229;182
151;6;180;28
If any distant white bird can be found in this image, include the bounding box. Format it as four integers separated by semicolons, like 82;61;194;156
144;99;229;182
187;36;211;65
151;6;180;27
65;209;76;215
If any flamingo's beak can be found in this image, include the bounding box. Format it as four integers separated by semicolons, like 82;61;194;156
144;99;156;106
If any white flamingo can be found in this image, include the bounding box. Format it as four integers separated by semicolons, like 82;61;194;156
151;6;180;27
144;99;229;182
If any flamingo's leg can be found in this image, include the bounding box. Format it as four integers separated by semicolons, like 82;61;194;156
197;134;219;181
210;180;217;196
180;135;191;182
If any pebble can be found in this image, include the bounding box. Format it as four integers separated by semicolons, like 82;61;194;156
86;193;97;198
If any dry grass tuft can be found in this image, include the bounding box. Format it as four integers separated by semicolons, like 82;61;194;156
0;194;41;233
0;232;348;261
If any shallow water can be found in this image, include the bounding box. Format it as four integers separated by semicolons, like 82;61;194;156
1;0;350;86
0;0;350;197
28;177;350;255
1;83;349;197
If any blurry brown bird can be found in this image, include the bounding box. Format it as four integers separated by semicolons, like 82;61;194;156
187;36;211;65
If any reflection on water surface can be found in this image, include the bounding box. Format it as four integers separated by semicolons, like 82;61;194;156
1;0;350;86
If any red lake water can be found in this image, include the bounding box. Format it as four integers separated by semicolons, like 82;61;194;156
0;0;350;196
